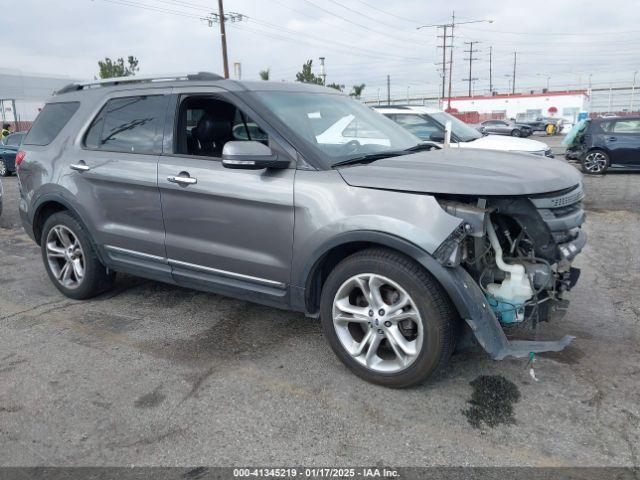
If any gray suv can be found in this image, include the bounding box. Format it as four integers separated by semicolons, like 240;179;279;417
17;73;586;388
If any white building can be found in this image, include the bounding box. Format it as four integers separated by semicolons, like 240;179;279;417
447;90;590;123
1;70;77;124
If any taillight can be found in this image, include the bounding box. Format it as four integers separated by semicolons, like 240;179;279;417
15;151;26;169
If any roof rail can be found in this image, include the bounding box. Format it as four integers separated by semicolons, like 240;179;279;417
55;72;224;95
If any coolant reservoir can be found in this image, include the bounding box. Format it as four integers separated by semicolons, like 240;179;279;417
487;268;534;324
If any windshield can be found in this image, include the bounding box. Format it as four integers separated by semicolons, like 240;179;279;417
256;91;420;165
429;112;482;142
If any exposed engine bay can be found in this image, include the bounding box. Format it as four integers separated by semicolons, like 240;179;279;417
436;183;586;329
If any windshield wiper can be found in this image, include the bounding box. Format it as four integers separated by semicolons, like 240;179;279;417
403;142;441;152
332;151;405;168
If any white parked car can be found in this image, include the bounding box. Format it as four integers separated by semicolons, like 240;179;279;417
375;106;554;157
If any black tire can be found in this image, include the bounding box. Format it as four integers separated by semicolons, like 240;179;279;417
511;129;521;137
581;149;610;175
320;248;457;388
0;158;9;177
41;211;115;299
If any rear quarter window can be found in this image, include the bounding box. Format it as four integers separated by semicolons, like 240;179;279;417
23;102;80;146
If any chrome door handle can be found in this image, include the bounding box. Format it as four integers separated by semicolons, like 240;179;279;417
167;175;197;185
70;163;90;172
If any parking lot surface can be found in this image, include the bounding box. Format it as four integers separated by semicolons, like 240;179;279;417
1;164;639;466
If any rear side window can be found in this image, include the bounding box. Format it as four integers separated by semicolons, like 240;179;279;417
84;95;168;154
23;102;80;146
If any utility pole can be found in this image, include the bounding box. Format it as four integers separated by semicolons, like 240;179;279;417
205;5;245;78
631;70;638;112
489;46;493;94
417;13;492;110
437;25;449;101
463;40;480;97
387;75;391;106
447;11;455;110
512;51;517;94
217;0;229;78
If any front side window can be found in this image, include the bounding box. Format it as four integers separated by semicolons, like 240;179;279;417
429;112;482;142
175;96;269;157
255;92;418;165
391;114;442;140
24;102;80;146
85;95;168;154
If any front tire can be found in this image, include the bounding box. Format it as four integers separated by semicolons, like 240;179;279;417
582;149;609;174
320;248;457;388
41;211;115;299
511;129;522;137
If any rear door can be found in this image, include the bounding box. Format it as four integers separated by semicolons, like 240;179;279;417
70;90;172;280
608;119;640;167
157;90;295;305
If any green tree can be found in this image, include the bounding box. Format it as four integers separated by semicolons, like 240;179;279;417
98;56;140;79
349;83;366;99
326;82;345;92
259;68;270;81
295;60;323;85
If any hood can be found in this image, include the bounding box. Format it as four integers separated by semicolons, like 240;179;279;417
459;135;549;152
338;148;582;196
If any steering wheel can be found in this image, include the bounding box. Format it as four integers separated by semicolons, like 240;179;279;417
344;139;362;154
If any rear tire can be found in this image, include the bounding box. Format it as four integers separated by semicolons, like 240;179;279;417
41;211;115;300
320;248;457;388
582;149;609;174
0;159;8;177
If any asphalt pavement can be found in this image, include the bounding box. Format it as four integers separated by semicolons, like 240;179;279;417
0;165;639;467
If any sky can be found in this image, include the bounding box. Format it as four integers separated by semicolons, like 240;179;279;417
2;0;639;101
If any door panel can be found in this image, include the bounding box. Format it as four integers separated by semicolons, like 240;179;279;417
158;157;295;287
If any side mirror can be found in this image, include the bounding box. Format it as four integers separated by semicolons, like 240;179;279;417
429;131;445;143
222;141;289;170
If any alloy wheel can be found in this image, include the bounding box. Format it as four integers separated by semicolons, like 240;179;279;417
583;152;608;173
0;160;6;176
45;225;85;289
332;273;424;373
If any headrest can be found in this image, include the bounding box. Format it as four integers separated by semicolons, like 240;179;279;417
194;114;232;143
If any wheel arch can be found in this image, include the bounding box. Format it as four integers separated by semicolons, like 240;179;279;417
32;194;92;247
299;231;472;320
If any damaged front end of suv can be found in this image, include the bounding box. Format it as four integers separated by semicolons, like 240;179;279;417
436;183;586;358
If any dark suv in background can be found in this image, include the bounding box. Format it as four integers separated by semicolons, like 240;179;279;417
16;73;586;388
565;116;640;174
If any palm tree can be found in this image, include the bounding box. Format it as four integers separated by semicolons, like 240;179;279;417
349;83;366;99
259;68;270;81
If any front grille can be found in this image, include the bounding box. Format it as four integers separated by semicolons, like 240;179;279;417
529;184;585;209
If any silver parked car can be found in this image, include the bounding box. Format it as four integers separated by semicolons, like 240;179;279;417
479;119;533;137
17;73;585;387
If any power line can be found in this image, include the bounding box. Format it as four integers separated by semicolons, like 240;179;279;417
351;0;418;24
298;0;426;47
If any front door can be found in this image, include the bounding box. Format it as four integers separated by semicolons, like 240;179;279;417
157;92;296;305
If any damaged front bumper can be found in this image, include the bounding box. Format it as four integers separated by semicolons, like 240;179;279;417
433;183;587;359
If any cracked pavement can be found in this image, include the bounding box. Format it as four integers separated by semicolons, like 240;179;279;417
0;162;639;466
